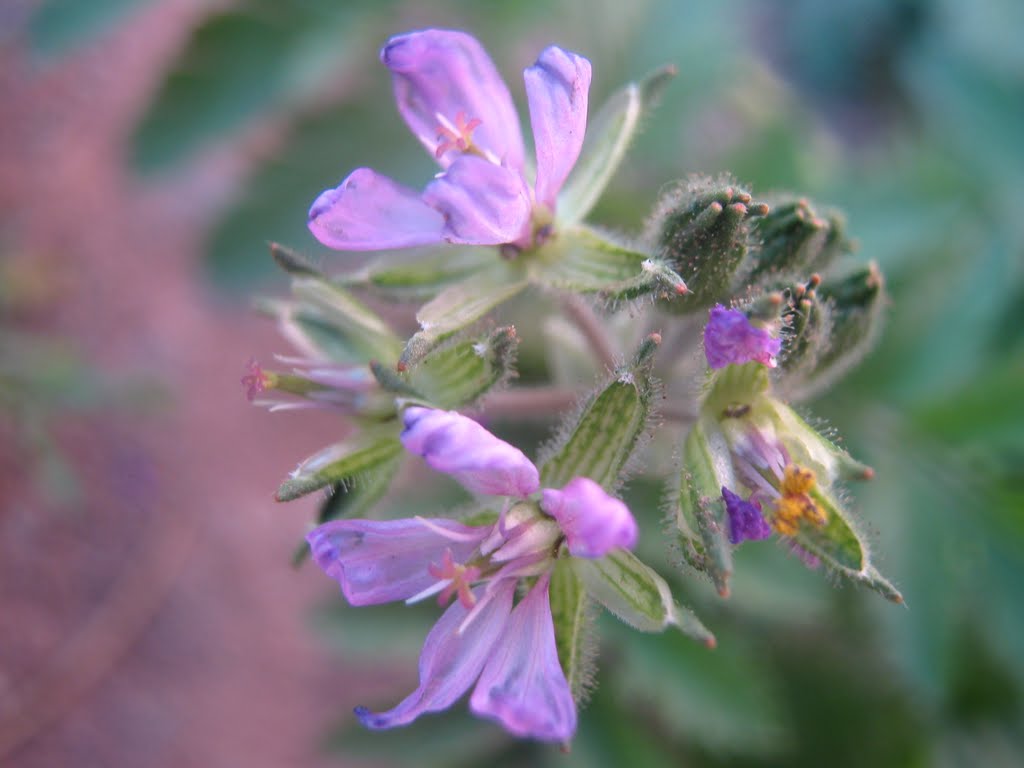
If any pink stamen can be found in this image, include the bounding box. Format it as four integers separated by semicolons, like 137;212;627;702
241;359;270;401
428;549;480;609
435;111;482;158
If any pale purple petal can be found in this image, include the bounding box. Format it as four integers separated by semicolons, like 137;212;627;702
355;580;515;729
307;518;488;606
381;29;525;169
541;477;638;559
470;575;576;742
722;487;772;544
703;305;782;369
308;168;446;251
401;407;540;498
524;46;591;210
422;155;532;245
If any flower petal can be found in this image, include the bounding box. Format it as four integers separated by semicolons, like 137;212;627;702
541;477;638;558
401;407;540;498
470;576;576;742
356;580;515;729
422;155;532;245
703;305;782;369
722;486;772;544
308;168;446;251
307;518;488;606
381;29;525;170
524;46;592;210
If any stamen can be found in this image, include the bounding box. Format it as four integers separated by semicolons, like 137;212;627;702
771;464;827;535
434;110;482;158
426;549;480;609
413;516;484;543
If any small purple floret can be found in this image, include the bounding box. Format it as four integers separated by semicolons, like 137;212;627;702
722;486;772;544
541;477;638;558
704;305;782;369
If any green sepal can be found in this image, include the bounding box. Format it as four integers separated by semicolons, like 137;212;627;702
747;198;850;282
574;550;715;646
674;415;735;596
291;453;401;566
702;361;771;418
399;266;529;370
339;247;495;303
408;326;518;409
538;335;659;490
650;177;769;311
276;433;403;502
558;64;676;226
531;226;688;302
270;242;324;279
549;558;596;704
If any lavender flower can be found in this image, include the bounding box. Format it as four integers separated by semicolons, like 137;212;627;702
703;305;782;369
308;29;591;252
307;407;639;742
721;486;771;545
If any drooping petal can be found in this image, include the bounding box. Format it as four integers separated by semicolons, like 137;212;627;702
381;29;525;170
524;46;591;210
722;486;772;545
703;305;783;369
401;407;540;498
308;168;446;251
470;575;576;742
422;155;532;245
307;518;488;606
356;580;515;729
541;477;638;558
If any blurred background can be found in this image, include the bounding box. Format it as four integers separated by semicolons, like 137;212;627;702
1;0;1021;766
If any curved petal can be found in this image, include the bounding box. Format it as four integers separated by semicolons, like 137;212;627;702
381;29;525;169
703;305;782;369
422;155;532;245
541;477;637;559
401;407;540;498
308;168;446;251
356;580;515;729
722;486;772;544
307;518;488;606
470;576;577;742
524;46;591;210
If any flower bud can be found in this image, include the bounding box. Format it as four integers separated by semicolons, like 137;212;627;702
542;477;638;558
747;197;850;282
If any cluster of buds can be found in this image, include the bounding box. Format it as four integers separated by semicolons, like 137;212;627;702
244;27;900;746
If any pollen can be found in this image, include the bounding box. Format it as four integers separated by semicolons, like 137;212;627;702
435;111;482;159
771;464;827;535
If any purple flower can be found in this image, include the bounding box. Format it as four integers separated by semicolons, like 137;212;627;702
703;305;782;369
307;407;638;742
308;29;591;252
721;486;771;544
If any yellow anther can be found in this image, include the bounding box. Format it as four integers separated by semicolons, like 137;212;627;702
771;464;827;534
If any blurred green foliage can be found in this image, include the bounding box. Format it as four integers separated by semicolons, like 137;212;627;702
33;0;1022;764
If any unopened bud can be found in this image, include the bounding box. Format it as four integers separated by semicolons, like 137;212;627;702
748;198;850;283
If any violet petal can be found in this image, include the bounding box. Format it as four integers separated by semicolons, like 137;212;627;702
524;46;591;210
308;168;447;251
401;407;540;498
356;580;515;729
382;29;525;170
422;155;532;245
722;486;772;544
306;517;488;606
541;477;638;558
703;305;782;369
470;575;577;742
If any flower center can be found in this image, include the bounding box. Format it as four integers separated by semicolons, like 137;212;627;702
435;111;483;159
771;464;827;535
427;548;482;609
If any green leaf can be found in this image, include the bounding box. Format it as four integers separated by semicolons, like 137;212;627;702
558;65;677;226
276;433;402;502
531;226;687;302
29;0;149;59
539;336;658;490
574;550;714;646
399;267;529;370
408;326;518;409
548;558;595;705
341;247;496;303
674;415;735;596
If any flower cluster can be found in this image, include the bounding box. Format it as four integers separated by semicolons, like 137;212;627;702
307;407;637;742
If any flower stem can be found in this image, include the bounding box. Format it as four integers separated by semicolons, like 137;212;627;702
561;294;617;371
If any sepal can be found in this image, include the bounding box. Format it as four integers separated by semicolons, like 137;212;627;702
548;558;596;704
407;326;518;409
276;433;404;502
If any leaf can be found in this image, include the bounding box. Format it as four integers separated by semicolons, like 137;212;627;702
558;65;677;226
408;326;518;409
28;0;149;59
538;336;658;490
531;226;687;302
574;550;714;646
548;558;595;705
399;266;529;369
276;433;402;502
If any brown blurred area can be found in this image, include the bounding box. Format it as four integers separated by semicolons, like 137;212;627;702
0;2;386;765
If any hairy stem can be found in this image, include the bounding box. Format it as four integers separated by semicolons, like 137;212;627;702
562;294;618;371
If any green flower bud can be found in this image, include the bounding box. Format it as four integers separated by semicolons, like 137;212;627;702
747;197;850;282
